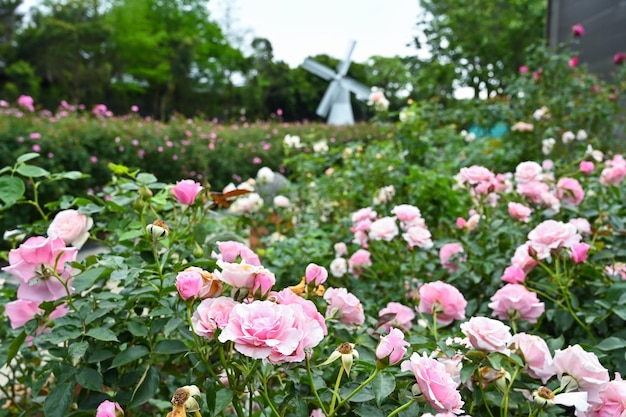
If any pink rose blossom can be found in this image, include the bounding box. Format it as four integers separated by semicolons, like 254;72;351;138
96;400;123;417
508;202;533;223
176;269;204;300
553;344;610;403
527;220;581;260
305;263;328;286
192;296;237;339
324;287;365;327
515;161;543;184
511;244;537;273
460;316;512;354
519;65;529;73
2;236;77;302
218;300;324;364
509;333;555;383
351;207;377;223
556;177;585;206
614;52;626;65
5;299;42;328
368;216;399;241
401;352;464;414
391;204;422;225
215;241;261;266
588;373;626;416
272;288;327;335
459;165;495;185
569;218;591;236
600;164;626;186
571;23;585;37
605;263;626;280
418;281;467;326
334;242;347;257
439;243;465;273
378;302;415;332
488;284;545;324
568;56;578;68
516;181;550;202
348;249;372;277
570;242;590;263
47;209;93;249
402;225;433;249
171;179;203;205
376;328;409;365
501;265;526;284
17;95;34;112
580;160;595;174
251;268;275;297
216;260;273;289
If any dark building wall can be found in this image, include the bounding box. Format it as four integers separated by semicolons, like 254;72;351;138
547;0;626;81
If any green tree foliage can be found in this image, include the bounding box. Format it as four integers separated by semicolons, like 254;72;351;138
418;0;546;98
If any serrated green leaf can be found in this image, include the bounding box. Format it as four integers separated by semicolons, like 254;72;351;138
118;228;145;241
17;152;40;163
127;321;149;337
76;368;103;391
154;339;188;354
164;317;184;336
73;267;106;292
597;336;626;351
0;176;25;207
86;327;119;342
87;349;115;363
17;164;50;178
372;371;396;406
44;382;74;417
460;363;477;384
69;341;89;365
129;366;160;408
111;345;149;368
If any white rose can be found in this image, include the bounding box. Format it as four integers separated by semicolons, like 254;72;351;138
47;209;93;249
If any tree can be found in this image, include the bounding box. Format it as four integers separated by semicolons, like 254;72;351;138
418;0;546;98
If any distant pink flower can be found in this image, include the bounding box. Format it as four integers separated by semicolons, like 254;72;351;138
96;400;123;417
519;65;529;73
439;243;465;273
32;144;40;152
215;241;261;266
29;132;41;140
614;52;626;65
348;249;372;277
92;104;109;117
171;179;203;205
553;344;609;402
334;242;348;257
509;333;555;383
511;121;534;132
568;56;579;68
527;220;581;260
569;218;591;236
501;265;526;284
460;316;512;354
252;157;262;164
17;95;34;112
401;352;465;414
391;204;422;225
556;177;584;206
378;302;415;332
570;242;590;263
600;156;626;186
571;23;585;37
515;161;543;184
418;281;467;326
579;160;594;174
90;156;98;164
376;328;409;365
131;105;139;112
508;202;532;222
488;284;545;324
324;287;365;327
402;225;434;249
368;216;399;241
305;263;328;286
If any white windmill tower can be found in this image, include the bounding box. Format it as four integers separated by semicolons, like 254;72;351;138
301;40;371;126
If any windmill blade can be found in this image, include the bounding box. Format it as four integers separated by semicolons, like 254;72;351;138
340;77;371;100
301;58;336;80
316;80;340;117
336;40;357;76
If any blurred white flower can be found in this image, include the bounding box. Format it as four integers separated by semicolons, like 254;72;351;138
313;140;329;154
373;185;395;205
399;108;416;123
330;258;347;277
561;131;576;144
228;192;264;214
256;167;275;185
273;195;291;208
585;145;604;162
283;134;302;148
576;129;588;141
542;138;556;155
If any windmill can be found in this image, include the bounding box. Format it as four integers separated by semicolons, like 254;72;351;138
301;40;371;126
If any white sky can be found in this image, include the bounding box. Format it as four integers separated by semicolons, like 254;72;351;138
209;0;423;67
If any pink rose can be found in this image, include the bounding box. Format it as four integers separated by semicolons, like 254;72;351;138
351;207;377;223
215;241;261;266
376;328;409;366
439;243;465;273
2;236;77;302
516;181;550;202
96;400;123;417
5;299;41;328
378;302;415;332
568;56;578;68
459;165;495;185
402;225;433;249
571;23;584;37
324;287;365;327
509;333;555;383
508;202;532;223
569;218;591;236
556;177;585;206
600;165;626;186
334;242;347;257
17;95;34;112
176;269;204;300
171;179;203;205
488;284;545;324
348;249;372;277
216;260;265;289
251;268;275;297
553;344;609;402
519;65;529;73
272;288;327;335
588;373;626;416
579;160;594;174
418;281;467;326
501;265;526;284
391;204;422;225
511;244;537;273
570;242;590;263
460;316;512;353
310;409;324;417
515;161;543;184
192;296;237;339
47;209;93;249
305;263;328;286
368;216;399;241
218;300;324;364
401;352;464;414
614;52;626;65
527;220;581;260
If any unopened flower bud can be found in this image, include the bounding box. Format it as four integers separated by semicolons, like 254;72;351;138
533;386;555;407
147;219;169;240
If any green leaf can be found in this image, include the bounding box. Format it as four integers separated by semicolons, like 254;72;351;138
44;382;74;417
372;371;396;406
7;331;26;363
50;171;84;180
487;353;502;370
111;345;149;368
68;341;89;365
154;339;188;354
596;337;626;351
129;366;160;408
87;349;115;363
355;404;385;417
86;327;119;342
17;152;40;163
76;368;103;391
214;389;233;415
118;228;145;241
0;176;26;207
127;321;149;337
73;267;106;292
17;164;50;178
164;317;184;336
460;363;477;384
